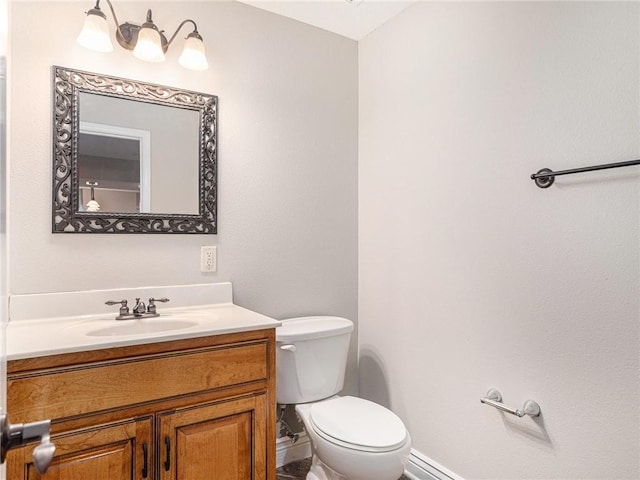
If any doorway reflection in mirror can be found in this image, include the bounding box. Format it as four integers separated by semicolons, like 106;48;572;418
78;125;147;213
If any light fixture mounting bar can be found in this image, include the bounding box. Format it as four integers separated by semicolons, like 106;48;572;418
166;19;200;47
97;0;129;47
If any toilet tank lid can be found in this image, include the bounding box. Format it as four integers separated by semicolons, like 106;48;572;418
276;316;354;342
310;396;408;450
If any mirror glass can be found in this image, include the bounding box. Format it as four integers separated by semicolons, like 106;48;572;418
52;66;217;234
78;93;200;215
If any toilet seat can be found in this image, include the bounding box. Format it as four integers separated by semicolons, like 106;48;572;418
309;396;408;453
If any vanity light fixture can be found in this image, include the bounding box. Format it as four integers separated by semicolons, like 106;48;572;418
77;0;209;71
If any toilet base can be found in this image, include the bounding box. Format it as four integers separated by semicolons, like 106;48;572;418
306;454;346;480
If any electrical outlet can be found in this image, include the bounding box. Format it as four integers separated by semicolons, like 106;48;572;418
201;246;217;273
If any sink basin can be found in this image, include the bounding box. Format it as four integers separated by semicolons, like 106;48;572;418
86;319;198;337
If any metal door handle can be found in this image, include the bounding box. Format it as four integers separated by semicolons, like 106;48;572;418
32;434;55;475
142;442;149;478
0;414;56;474
164;436;171;471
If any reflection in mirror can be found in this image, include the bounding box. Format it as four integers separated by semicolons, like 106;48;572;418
52;66;217;233
79;122;148;213
78;93;200;215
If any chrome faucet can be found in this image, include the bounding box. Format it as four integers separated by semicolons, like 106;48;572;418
132;298;146;315
105;297;170;320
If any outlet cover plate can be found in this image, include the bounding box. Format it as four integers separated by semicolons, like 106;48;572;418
201;246;217;273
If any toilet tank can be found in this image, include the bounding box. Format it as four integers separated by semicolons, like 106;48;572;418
276;316;354;404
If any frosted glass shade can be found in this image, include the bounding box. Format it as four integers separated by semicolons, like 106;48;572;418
86;200;101;212
178;35;208;71
133;26;165;62
77;12;113;53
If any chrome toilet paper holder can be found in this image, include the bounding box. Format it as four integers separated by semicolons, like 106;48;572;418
480;388;541;418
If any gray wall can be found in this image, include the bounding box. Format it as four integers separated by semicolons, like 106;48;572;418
359;2;639;478
9;1;358;390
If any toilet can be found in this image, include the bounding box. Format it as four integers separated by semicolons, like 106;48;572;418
276;316;411;480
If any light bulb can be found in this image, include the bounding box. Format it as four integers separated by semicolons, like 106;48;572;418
178;32;208;71
77;8;113;53
133;25;165;62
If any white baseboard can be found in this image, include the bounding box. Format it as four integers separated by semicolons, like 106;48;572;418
276;432;312;468
404;449;463;480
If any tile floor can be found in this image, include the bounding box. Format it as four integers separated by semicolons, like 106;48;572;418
276;458;410;480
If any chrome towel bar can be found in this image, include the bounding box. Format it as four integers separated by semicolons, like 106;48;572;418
480;389;541;418
531;158;640;188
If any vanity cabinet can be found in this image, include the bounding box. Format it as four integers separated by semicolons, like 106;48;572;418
6;329;276;480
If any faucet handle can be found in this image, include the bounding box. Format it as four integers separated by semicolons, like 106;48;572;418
105;299;129;316
147;297;170;315
149;297;170;304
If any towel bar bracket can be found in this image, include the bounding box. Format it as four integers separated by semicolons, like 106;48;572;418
532;168;555;188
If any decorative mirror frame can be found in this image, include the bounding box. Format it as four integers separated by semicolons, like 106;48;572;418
52;65;217;233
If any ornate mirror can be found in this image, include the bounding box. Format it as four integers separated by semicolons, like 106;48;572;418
52;66;217;233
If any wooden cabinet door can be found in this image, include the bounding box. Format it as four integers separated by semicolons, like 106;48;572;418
158;394;267;480
6;417;153;480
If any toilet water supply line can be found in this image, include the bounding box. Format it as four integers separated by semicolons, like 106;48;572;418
480;389;541;418
277;404;299;443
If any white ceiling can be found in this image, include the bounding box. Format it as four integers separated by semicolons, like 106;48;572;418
47;0;412;41
235;0;415;40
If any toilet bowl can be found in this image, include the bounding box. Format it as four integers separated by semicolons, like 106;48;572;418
296;397;412;480
276;317;411;480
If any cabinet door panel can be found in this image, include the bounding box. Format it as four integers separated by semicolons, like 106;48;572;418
176;412;251;479
6;417;153;480
159;394;267;480
27;442;131;480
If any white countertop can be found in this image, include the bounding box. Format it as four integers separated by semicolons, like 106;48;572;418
7;303;281;360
